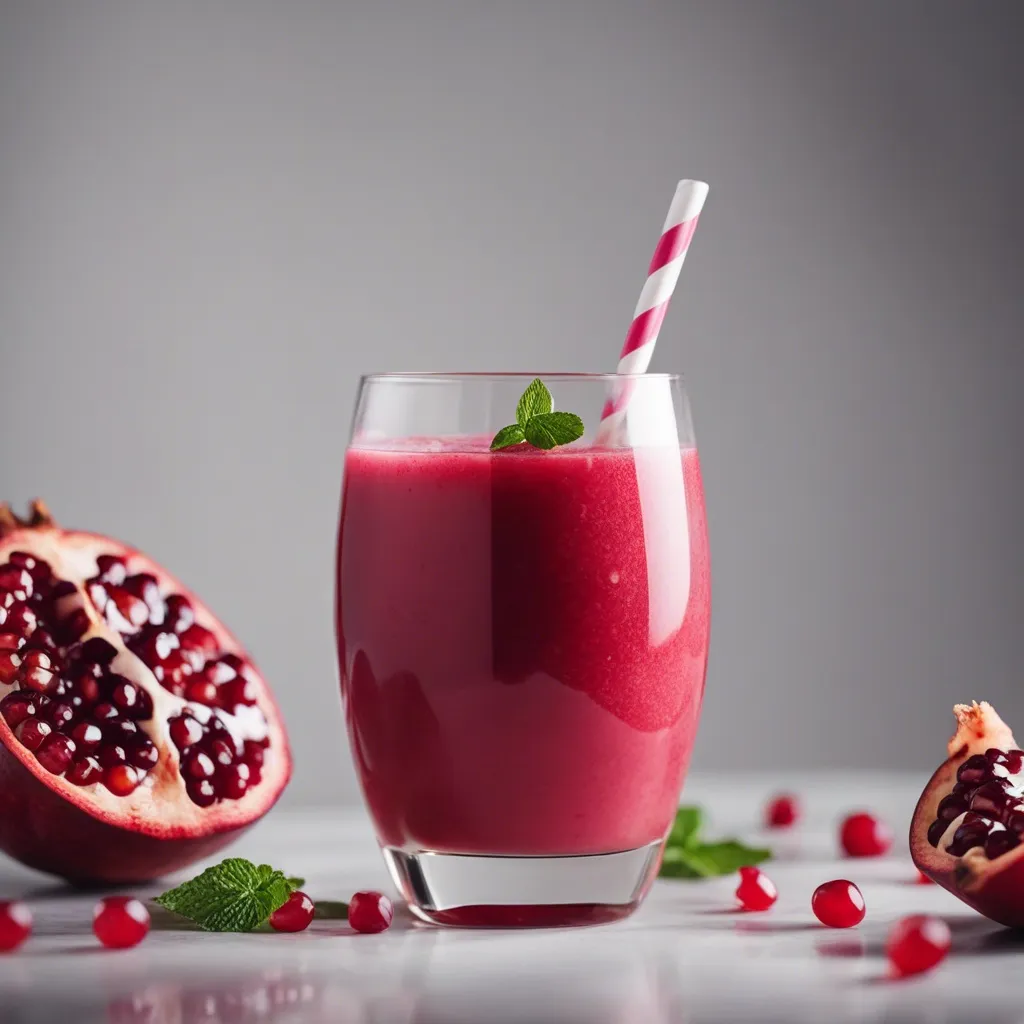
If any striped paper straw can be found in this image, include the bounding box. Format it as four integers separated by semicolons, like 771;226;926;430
597;179;709;441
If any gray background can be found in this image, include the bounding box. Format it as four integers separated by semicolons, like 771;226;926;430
1;1;1021;806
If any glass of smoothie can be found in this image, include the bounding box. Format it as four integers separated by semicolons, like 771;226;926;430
336;372;710;927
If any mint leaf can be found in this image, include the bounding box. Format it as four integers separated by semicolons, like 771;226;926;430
285;876;306;891
667;806;703;848
524;412;584;450
661;840;771;879
155;858;296;932
516;378;553;425
490;423;526;450
313;899;350;920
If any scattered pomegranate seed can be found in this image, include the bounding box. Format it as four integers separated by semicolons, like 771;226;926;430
735;866;778;911
886;915;951;977
269;891;315;932
0;900;32;952
765;793;800;829
348;891;393;933
104;763;142;796
93;896;150;948
840;812;893;857
812;879;866;928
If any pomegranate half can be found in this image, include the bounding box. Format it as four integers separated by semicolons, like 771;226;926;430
0;500;290;884
910;701;1024;927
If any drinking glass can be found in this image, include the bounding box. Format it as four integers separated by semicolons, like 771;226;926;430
336;373;710;927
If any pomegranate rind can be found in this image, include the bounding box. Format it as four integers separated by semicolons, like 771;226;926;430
0;517;292;884
910;702;1024;928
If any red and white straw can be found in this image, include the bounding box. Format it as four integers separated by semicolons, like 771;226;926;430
597;179;709;440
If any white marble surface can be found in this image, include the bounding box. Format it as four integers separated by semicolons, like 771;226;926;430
1;773;1021;1023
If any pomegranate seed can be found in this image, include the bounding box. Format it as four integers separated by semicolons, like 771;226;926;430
217;762;250;800
208;738;234;766
92;702;120;722
66;756;102;786
0;566;34;601
243;741;265;768
99;744;129;767
93;896;150;948
96;555;128;585
109;677;141;713
0;900;32;952
17;718;52;752
0;632;23;652
154;650;193;693
185;750;215;779
348;891;393;934
185;679;219;705
169;714;204;750
128;737;158;769
3;601;38;636
105;718;140;743
269;891;315;932
886;915;951;977
106;588;150;632
10;551;52;585
0;590;14;610
70;721;103;754
80;636;118;665
220;677;258;708
104;763;142;796
86;580;108;612
164;594;195;633
124;573;164;624
735;866;778;911
180;624;218;660
0;692;37;728
23;629;56;653
56;607;89;642
812;879;866;928
840;812;893;857
765;793;800;829
35;733;76;775
186;777;216;807
203;658;237;685
46;701;75;730
0;651;21;684
19;664;55;693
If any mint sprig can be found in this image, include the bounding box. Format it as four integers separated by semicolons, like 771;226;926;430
491;378;585;451
659;806;771;879
155;858;305;932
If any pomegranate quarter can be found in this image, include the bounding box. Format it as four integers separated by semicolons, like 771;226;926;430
0;501;291;884
911;702;1024;927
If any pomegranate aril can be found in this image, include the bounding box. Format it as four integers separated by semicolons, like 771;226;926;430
96;554;128;585
169;714;204;750
185;679;219;705
957;754;992;785
185;750;215;779
886;915;951;977
242;741;265;768
0;632;23;652
104;763;142;796
23;628;56;653
110;678;143;715
269;891;315;933
0;692;36;728
124;573;164;624
984;828;1020;859
9;551;52;583
106;588;150;632
73;674;101;705
220;677;258;708
0;900;32;952
71;721;104;754
46;702;75;730
735;866;778;911
970;780;1009;817
99;744;128;768
936;793;969;823
208;738;234;766
128;737;158;770
812;879;866;928
3;602;38;636
56;607;89;642
154;650;193;694
180;624;217;658
93;896;149;948
0;566;33;601
348;891;393;933
36;733;76;775
839;812;893;858
106;719;140;742
17;718;52;751
187;778;216;807
946;814;994;856
93;702;120;722
87;580;108;612
0;651;21;684
765;793;799;829
79;636;118;665
66;756;102;786
217;762;250;800
164;594;194;633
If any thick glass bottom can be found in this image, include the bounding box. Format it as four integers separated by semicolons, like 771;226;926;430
382;840;663;928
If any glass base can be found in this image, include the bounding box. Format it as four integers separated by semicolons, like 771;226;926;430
382;840;663;928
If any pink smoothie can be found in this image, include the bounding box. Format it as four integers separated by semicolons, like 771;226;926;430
337;440;710;856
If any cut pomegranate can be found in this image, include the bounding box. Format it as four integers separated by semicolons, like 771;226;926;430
886;914;951;977
0;501;291;884
910;702;1024;927
840;812;893;857
811;879;865;928
0;900;32;952
765;794;800;829
348;891;394;933
735;866;777;911
93;896;150;948
269;891;315;932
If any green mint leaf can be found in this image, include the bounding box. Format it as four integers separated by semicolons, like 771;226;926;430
666;806;703;849
285;876;305;891
313;899;350;920
516;378;553;426
523;412;584;450
660;840;772;879
490;423;526;450
155;857;295;932
658;845;705;879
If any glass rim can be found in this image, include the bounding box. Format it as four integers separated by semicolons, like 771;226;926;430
359;371;683;384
